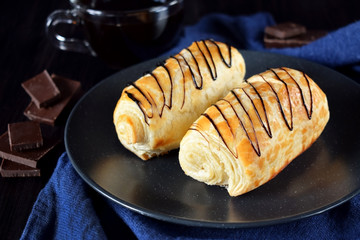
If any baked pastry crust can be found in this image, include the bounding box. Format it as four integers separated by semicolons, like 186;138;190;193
113;40;246;160
179;67;329;196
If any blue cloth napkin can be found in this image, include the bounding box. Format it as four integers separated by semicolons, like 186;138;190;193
165;12;360;76
21;12;360;240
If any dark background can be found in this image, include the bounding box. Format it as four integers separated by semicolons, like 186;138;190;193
185;0;359;30
0;0;359;239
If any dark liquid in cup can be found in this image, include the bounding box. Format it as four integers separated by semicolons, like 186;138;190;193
75;0;184;68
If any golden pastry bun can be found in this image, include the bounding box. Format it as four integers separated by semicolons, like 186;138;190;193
113;40;246;160
179;67;329;196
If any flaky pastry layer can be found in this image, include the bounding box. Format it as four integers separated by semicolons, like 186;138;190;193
179;67;329;196
113;40;246;160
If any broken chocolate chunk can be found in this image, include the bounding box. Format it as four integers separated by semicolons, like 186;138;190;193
264;30;328;48
24;75;82;125
8;121;43;151
0;131;60;168
0;158;40;177
265;22;307;39
21;70;61;108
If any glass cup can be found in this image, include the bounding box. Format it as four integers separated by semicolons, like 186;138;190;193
46;0;184;68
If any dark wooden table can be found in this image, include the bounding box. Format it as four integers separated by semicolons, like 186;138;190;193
1;0;359;239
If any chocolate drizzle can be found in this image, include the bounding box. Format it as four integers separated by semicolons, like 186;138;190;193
303;72;313;119
170;56;186;109
269;68;294;130
258;71;293;131
179;52;202;89
155;62;173;115
124;40;233;124
196;40;217;80
202;112;238;157
125;83;153;125
230;90;261;156
194;68;314;157
209;39;232;68
189;125;210;145
281;67;313;119
246;81;273;138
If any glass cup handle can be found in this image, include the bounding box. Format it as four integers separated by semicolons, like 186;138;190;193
46;9;95;55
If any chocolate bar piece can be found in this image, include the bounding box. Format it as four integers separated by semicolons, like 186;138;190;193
265;22;307;39
264;30;328;48
8;121;43;151
0;131;60;168
21;70;61;108
0;158;40;177
24;75;81;125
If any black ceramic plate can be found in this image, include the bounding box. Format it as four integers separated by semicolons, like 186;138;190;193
65;51;360;228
